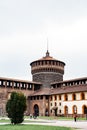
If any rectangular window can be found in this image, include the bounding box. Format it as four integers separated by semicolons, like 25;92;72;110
46;95;49;99
0;81;1;85
51;103;52;106
37;96;39;100
3;81;5;86
10;82;12;87
55;102;57;106
59;102;61;106
30;97;32;100
34;96;36;100
59;110;61;113
59;95;61;100
55;95;57;100
14;82;16;87
7;82;9;86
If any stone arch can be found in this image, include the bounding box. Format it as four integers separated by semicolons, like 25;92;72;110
82;105;87;114
33;104;39;116
72;105;77;114
64;106;68;115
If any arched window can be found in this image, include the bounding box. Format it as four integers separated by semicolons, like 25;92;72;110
72;93;76;100
72;105;77;114
64;106;68;115
50;103;52;106
59;95;61;100
82;105;87;114
64;94;68;101
55;102;57;106
54;95;57;100
81;93;85;100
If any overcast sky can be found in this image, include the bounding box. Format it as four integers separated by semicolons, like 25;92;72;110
0;0;87;81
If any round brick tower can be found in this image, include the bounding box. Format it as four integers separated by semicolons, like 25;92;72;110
30;50;65;88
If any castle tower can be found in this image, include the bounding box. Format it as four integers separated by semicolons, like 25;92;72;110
30;50;65;88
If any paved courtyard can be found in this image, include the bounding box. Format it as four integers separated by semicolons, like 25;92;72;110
0;118;87;130
24;118;87;130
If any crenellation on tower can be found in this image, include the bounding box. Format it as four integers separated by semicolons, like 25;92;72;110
30;51;65;88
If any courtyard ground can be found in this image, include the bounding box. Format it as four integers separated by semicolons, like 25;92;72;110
23;118;87;130
0;117;87;130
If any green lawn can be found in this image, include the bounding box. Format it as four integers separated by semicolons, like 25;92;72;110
25;115;86;121
38;116;86;121
0;125;74;130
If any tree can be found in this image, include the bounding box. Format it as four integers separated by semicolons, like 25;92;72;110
6;92;26;124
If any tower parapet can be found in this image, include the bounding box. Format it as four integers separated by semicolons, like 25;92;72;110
30;51;65;88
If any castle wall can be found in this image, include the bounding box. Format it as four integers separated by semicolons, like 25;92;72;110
28;96;49;116
33;72;63;87
0;78;41;116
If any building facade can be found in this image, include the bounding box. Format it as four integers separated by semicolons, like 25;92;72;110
50;78;87;117
0;50;87;117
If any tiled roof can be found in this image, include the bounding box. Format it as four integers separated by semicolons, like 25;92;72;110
38;55;57;61
0;77;42;85
51;77;87;85
50;84;87;95
30;51;65;65
29;87;51;96
29;84;87;96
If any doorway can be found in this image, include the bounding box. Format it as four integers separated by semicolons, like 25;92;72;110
34;104;39;116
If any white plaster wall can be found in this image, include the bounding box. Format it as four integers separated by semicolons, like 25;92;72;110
76;93;80;100
50;92;87;115
63;100;87;114
85;92;87;99
62;94;64;101
68;94;72;100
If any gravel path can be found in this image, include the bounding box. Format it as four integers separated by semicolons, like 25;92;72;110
24;119;87;130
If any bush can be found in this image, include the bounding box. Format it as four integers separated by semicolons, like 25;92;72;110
6;92;26;124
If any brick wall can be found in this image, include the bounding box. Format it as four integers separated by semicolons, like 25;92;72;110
33;72;63;88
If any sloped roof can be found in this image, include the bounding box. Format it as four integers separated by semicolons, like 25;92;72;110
50;84;87;95
29;87;51;96
51;77;87;85
30;50;65;65
0;77;42;85
29;84;87;97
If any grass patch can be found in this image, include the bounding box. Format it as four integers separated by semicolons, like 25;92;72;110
0;116;86;123
38;116;73;120
35;116;86;121
0;119;10;123
0;124;74;130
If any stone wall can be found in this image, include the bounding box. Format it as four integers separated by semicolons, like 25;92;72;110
0;87;34;116
33;72;63;87
28;96;49;116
